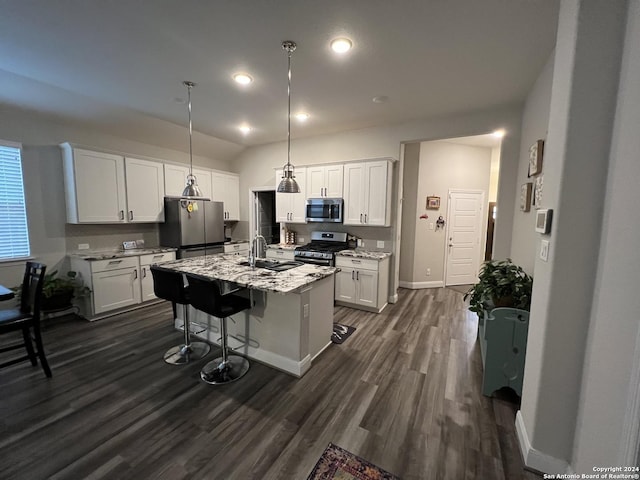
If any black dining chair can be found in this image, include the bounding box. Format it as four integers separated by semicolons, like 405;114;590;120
0;262;51;378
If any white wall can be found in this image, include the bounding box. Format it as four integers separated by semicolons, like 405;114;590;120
509;52;555;274
488;147;500;202
517;0;629;472
0;105;238;286
400;140;491;286
399;143;420;282
571;0;640;471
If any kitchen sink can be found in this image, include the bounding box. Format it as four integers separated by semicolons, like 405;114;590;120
239;260;304;272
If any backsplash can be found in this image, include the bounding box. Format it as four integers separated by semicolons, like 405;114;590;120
282;223;393;250
65;224;159;251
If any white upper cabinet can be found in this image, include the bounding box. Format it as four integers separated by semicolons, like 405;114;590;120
62;146;127;223
61;145;166;224
164;163;190;197
192;168;212;200
275;167;307;223
306;164;343;198
124;157;165;222
212;172;240;221
343;159;392;226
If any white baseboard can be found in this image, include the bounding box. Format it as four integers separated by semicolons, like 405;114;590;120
398;280;444;289
515;410;572;474
389;293;398;304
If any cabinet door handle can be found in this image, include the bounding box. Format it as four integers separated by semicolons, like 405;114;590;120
360;213;363;223
351;270;355;280
142;267;146;278
129;211;134;221
133;269;138;279
364;214;368;224
356;271;359;281
119;210;124;220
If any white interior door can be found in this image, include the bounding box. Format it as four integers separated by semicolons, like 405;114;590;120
445;190;484;286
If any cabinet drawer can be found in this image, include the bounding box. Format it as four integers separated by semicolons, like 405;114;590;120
139;252;175;266
90;256;139;273
335;256;379;271
224;243;249;253
266;249;295;261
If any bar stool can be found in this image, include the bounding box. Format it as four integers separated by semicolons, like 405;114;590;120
185;273;251;385
150;266;210;365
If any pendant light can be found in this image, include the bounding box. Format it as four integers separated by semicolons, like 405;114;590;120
181;80;205;199
277;41;301;194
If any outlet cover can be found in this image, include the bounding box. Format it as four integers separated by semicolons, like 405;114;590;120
540;240;550;262
377;240;384;248
78;243;90;250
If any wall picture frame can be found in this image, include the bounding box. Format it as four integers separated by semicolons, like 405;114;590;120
426;196;440;209
528;139;544;176
520;182;533;212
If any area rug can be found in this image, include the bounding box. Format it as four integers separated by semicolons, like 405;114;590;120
306;443;400;480
332;323;356;344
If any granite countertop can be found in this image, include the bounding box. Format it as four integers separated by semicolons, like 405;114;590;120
159;254;337;295
267;244;298;251
69;247;177;261
336;249;392;260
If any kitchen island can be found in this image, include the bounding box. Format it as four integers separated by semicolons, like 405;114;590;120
158;254;337;377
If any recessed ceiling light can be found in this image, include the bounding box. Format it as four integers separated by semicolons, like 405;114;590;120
233;73;253;85
372;95;388;104
330;38;352;54
239;125;251;134
492;129;506;138
295;112;310;122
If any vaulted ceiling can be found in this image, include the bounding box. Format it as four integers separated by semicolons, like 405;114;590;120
0;1;558;156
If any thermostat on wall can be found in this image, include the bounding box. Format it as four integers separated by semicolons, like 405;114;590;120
535;209;553;234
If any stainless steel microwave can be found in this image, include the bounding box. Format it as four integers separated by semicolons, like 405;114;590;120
305;198;343;223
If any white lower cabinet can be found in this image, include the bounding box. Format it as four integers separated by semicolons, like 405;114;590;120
140;252;176;301
334;256;390;313
224;243;249;256
266;249;295;261
71;251;175;319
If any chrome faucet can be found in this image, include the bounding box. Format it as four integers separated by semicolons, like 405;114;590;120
249;234;267;268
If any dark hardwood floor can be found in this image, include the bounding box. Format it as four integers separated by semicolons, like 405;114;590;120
0;287;540;480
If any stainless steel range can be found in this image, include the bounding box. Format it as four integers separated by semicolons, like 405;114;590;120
294;231;349;266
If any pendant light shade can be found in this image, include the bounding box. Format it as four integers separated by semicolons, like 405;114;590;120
277;40;300;194
181;81;205;200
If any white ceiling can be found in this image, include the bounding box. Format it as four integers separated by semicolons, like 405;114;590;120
0;1;558;155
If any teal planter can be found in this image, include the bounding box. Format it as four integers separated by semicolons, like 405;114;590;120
478;307;529;397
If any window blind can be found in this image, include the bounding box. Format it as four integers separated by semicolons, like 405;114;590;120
0;141;30;260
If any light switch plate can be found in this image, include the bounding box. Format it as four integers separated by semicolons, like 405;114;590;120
78;243;89;250
540;239;550;262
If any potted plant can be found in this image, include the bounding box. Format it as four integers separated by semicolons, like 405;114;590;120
465;259;533;397
464;258;533;317
14;270;90;312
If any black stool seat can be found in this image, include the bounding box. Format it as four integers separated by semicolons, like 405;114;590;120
150;265;210;365
185;273;251;385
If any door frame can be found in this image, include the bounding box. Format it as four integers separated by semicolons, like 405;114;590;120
249;186;278;251
443;188;486;287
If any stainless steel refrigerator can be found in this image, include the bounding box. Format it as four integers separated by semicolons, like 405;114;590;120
159;198;225;258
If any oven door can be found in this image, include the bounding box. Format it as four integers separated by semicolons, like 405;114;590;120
293;254;333;267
